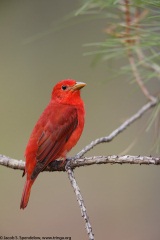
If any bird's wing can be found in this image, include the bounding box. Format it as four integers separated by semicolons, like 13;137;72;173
31;106;78;180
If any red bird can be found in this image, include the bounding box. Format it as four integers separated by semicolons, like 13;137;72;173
20;79;86;209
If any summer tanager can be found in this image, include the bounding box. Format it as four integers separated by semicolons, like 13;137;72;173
20;79;85;209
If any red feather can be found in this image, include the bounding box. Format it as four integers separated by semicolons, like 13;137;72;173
20;79;85;209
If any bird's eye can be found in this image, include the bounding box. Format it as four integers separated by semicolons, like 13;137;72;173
61;85;67;90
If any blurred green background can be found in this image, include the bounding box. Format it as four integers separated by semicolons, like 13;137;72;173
0;0;160;239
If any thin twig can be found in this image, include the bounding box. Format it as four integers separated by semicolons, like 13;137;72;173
124;0;131;39
135;47;160;77
76;99;158;158
128;52;156;101
66;166;94;240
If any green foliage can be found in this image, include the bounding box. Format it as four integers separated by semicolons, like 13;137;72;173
75;0;160;152
76;0;160;65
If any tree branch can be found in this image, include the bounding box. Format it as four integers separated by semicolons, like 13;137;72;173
66;166;94;240
1;154;160;172
75;98;158;158
128;52;156;101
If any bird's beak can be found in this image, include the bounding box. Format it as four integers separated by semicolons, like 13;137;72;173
71;82;86;91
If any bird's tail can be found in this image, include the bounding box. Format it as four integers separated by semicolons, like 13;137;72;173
20;179;34;209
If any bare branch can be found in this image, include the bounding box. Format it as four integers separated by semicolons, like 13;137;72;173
70;155;160;167
76;99;158;158
0;154;25;170
1;154;160;172
66;166;94;240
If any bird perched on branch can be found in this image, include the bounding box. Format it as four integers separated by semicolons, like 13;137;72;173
20;79;86;209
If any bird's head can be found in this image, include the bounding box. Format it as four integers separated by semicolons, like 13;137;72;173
51;79;86;105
